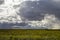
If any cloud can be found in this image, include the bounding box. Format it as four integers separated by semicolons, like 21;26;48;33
19;1;46;21
0;0;22;23
19;0;60;21
18;0;60;29
27;14;60;29
0;0;4;5
52;0;60;2
0;0;60;29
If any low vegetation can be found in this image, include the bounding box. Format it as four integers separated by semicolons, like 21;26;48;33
0;29;60;40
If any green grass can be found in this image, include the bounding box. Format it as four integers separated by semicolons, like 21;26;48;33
0;29;60;40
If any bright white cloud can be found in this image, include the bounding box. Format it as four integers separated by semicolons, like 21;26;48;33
0;0;23;23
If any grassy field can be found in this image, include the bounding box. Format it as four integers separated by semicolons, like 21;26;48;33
0;29;60;40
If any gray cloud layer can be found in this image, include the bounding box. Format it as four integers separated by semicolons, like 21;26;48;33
19;0;60;21
0;0;4;5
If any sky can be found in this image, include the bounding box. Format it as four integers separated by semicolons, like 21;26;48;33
0;0;60;29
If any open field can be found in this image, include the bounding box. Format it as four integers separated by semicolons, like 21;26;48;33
0;29;60;40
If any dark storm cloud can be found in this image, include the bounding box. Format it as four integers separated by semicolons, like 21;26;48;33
0;0;4;5
0;22;28;29
18;0;60;21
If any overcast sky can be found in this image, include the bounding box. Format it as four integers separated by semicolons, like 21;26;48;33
0;0;60;29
